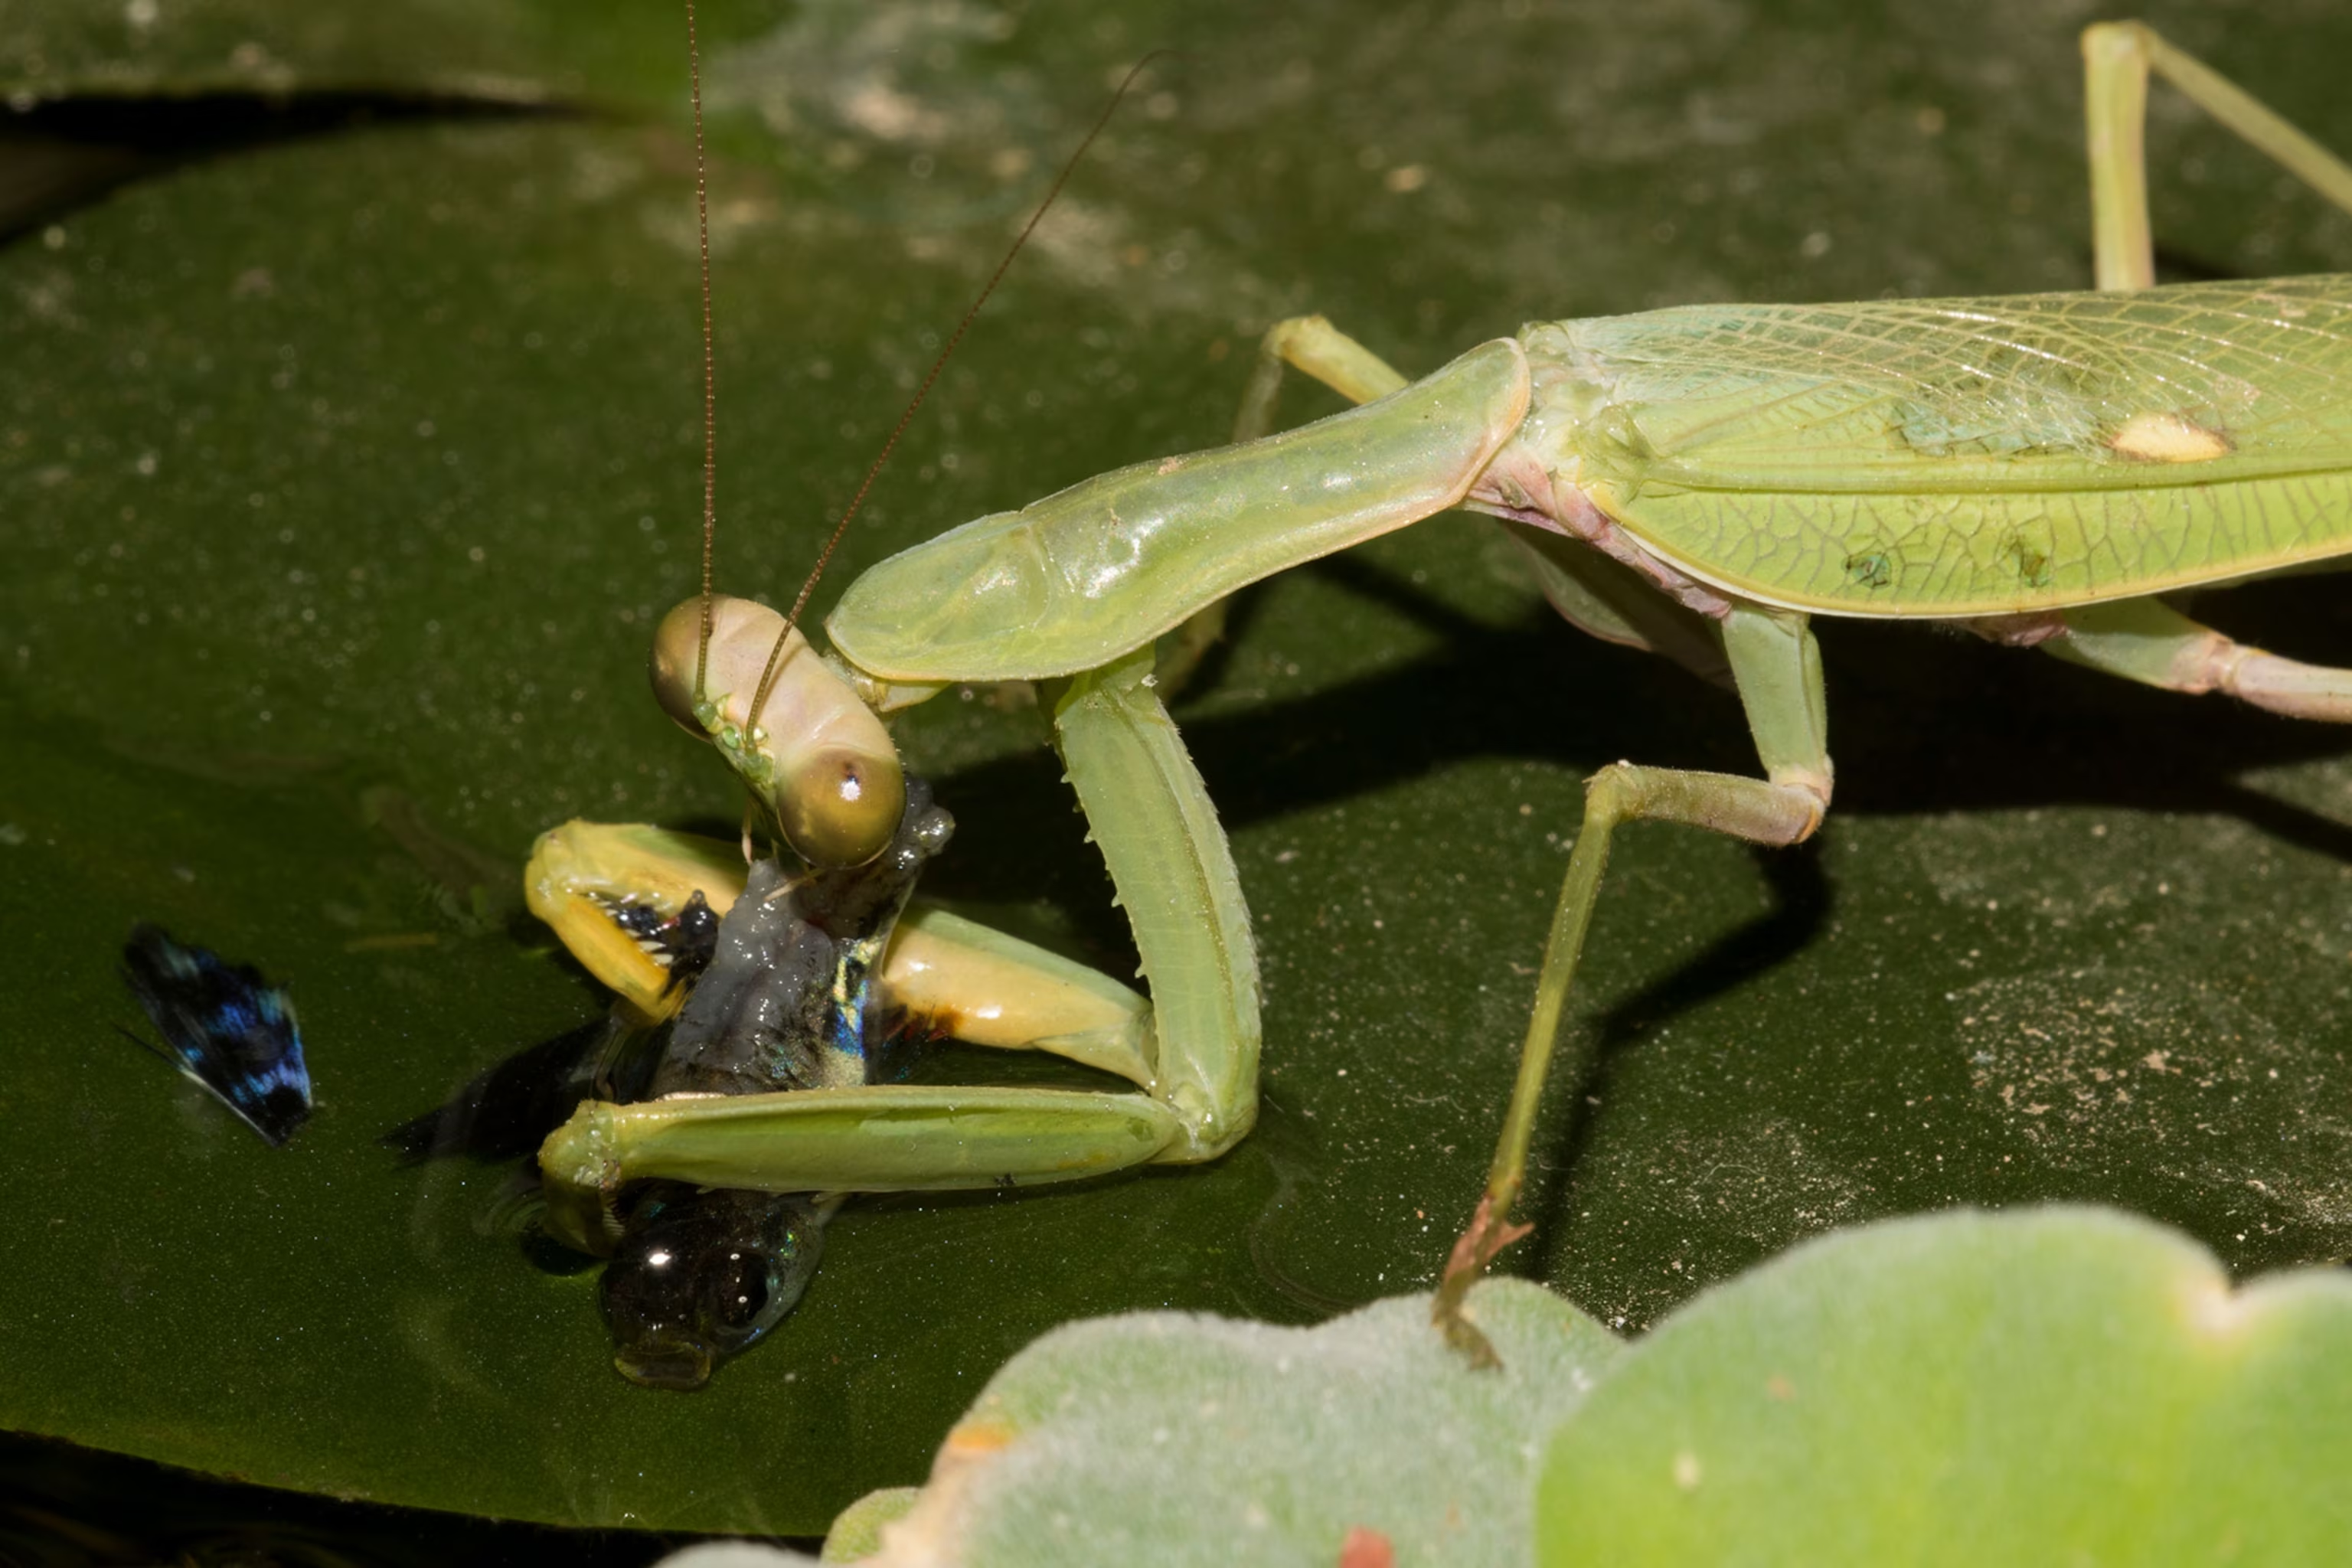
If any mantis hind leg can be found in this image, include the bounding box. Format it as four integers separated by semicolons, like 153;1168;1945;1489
1433;605;1834;1365
2048;598;2352;723
2082;21;2352;292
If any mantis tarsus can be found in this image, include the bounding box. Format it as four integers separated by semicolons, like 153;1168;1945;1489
528;18;2352;1366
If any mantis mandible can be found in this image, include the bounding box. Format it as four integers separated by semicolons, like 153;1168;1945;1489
529;20;2352;1364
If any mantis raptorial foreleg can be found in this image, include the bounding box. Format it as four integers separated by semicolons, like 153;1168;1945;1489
538;645;1260;1250
526;821;1156;1081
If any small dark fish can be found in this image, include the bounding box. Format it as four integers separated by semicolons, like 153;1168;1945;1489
387;779;954;1387
119;924;312;1146
597;778;956;1387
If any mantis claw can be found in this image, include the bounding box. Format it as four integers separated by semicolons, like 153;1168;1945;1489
1430;1191;1535;1369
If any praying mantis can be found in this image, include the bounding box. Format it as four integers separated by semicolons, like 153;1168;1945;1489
524;18;2352;1366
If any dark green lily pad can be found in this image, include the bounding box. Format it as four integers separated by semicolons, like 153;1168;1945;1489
3;0;779;105
5;0;2352;1537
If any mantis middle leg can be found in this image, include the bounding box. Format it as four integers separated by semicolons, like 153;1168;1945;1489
1428;604;1831;1362
1226;315;1821;1361
2083;21;2352;292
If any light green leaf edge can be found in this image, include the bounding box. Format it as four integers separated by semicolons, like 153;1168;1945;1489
711;1207;2352;1567
1537;1204;2352;1566
835;1279;1612;1566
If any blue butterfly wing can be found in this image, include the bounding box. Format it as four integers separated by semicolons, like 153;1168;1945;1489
120;924;312;1146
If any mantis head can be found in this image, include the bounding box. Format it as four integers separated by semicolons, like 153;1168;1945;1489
649;593;904;870
648;15;1151;874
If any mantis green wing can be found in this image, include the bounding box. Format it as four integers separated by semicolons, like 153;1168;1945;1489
1531;276;2352;615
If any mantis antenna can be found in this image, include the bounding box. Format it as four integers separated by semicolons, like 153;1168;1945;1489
714;44;1179;731
686;0;719;709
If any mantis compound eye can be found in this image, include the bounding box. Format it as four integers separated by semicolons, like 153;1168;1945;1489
777;746;905;871
646;593;906;868
648;598;715;737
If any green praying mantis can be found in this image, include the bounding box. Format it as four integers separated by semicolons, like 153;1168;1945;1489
526;19;2352;1364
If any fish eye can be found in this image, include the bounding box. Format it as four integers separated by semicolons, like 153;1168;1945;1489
708;1254;776;1337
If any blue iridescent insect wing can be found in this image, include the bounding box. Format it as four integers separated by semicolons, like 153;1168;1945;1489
119;924;312;1146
